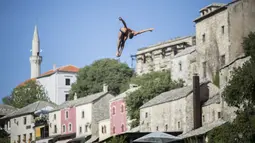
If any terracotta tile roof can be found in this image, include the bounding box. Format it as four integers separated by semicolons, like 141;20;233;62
37;65;79;78
17;78;36;87
17;65;79;87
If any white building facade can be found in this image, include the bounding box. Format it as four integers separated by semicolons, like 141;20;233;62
48;110;61;136
36;66;79;105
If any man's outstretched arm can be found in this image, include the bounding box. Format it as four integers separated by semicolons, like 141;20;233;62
119;17;127;28
134;28;154;36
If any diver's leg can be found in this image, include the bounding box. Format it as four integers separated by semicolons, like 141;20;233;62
118;36;127;57
116;32;123;57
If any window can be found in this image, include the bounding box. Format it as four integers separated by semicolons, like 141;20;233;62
179;62;182;71
173;46;178;55
62;125;66;133
143;55;146;63
54;114;56;120
54;125;57;133
112;107;116;115
79;126;82;133
82;111;85;118
121;104;124;113
112;126;116;134
104;125;106;134
65;111;69;119
218;112;221;119
202;62;207;78
69;123;72;132
23;134;26;142
178;122;181;129
23;117;27;125
85;125;88;132
65;78;70;85
8;121;11;128
101;126;104;134
221;26;225;34
29;133;32;140
202;34;206;42
202;115;205;122
156;126;159;131
165;124;168;131
65;94;69;101
221;55;225;66
145;112;148;118
18;135;20;142
121;124;124;132
162;49;166;58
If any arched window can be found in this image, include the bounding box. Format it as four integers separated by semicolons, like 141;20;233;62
104;125;107;133
121;104;124;113
112;126;115;134
101;126;104;134
112;107;116;115
165;124;168;131
121;124;125;132
62;125;66;133
82;111;85;118
69;123;72;132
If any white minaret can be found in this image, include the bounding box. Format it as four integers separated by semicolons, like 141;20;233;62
29;25;42;78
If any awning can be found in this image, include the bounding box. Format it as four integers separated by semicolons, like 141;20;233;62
85;136;98;143
67;136;86;143
36;137;53;143
50;133;76;142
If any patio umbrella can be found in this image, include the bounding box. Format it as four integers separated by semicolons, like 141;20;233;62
133;132;181;143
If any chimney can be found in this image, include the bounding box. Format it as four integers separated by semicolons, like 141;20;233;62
53;64;57;71
103;84;108;92
74;93;77;100
193;73;202;129
129;84;138;89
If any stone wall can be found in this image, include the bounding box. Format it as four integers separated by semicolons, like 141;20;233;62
171;47;197;86
202;103;222;125
228;0;255;62
135;36;195;75
91;94;114;136
140;98;187;132
195;7;229;82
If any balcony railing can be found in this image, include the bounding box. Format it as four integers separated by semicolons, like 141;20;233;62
34;115;48;127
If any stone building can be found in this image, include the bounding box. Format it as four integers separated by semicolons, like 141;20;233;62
47;84;114;143
194;0;255;85
135;36;196;75
139;75;220;134
171;46;197;86
178;0;255;142
0;104;16;135
1;101;56;143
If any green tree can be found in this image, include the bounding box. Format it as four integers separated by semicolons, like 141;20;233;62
70;58;133;99
2;80;50;108
0;129;10;143
208;32;255;143
125;71;184;127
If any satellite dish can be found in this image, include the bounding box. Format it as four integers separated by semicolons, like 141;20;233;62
40;49;43;52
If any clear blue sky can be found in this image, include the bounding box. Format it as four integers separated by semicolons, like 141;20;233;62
0;0;230;102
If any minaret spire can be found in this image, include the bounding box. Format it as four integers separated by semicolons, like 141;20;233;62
30;25;42;78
